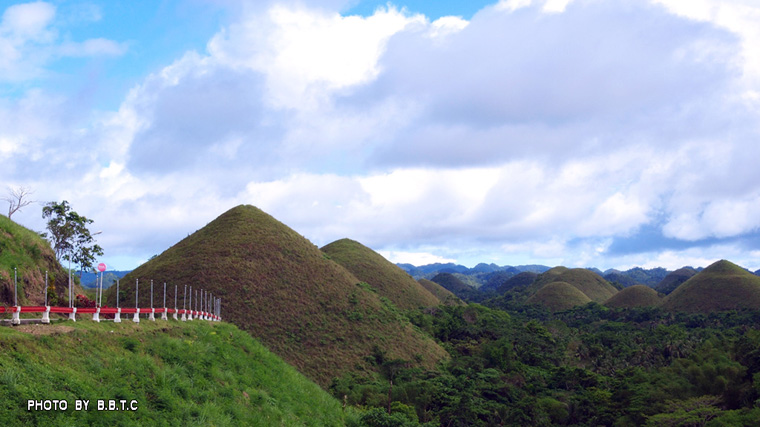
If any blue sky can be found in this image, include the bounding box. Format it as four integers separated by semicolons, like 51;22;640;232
3;0;760;272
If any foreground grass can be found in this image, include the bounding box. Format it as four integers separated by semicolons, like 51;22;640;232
0;320;345;426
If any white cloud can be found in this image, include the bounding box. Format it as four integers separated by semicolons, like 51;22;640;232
377;250;456;266
0;1;125;81
6;0;760;273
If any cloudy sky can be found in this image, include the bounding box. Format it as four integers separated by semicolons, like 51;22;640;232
2;0;760;272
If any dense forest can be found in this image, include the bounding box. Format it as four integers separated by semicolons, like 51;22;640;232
332;299;760;426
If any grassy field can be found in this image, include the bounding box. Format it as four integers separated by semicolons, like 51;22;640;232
0;319;345;426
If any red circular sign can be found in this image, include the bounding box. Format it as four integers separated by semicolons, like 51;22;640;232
98;263;107;272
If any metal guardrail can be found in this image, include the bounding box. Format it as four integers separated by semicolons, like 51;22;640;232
0;305;220;324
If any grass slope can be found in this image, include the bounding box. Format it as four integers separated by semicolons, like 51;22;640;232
320;238;440;309
430;272;479;301
528;267;617;303
662;260;760;313
655;267;697;295
0;320;343;426
525;281;592;311
417;279;464;306
0;216;78;307
104;205;447;386
604;285;662;309
496;272;538;294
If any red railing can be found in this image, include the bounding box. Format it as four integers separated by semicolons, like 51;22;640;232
1;305;220;323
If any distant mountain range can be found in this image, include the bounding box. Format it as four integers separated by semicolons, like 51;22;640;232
397;262;717;291
80;270;132;289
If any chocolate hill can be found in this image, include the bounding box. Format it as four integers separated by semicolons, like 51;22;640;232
604;285;662;309
655;267;697;295
526;281;592;311
661;260;760;313
104;205;447;386
320;238;440;309
528;267;618;303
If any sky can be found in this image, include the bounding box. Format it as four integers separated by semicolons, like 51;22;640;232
2;0;760;272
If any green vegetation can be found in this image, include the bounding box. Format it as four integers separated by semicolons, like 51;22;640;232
105;205;447;386
0;215;77;307
525;281;592;311
0;320;344;426
604;285;662;309
655;267;697;295
41;201;103;274
663;260;760;312
417;279;463;306
334;302;760;426
527;268;618;303
321;238;440;309
429;273;480;301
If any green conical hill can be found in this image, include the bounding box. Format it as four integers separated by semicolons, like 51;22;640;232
0;215;78;307
604;285;662;309
104;205;447;386
662;260;760;312
495;271;538;294
525;281;592;311
655;267;697;295
418;278;464;306
320;238;440;309
528;267;617;303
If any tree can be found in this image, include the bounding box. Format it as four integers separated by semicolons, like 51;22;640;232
2;185;35;221
42;201;104;275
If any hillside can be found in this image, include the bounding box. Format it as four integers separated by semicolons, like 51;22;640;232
662;260;760;312
496;271;538;294
525;281;592;311
320;238;440;309
0;320;344;426
528;267;617;303
655;267;697;295
417;278;463;305
430;272;480;300
104;205;448;386
0;215;79;307
604;285;662;309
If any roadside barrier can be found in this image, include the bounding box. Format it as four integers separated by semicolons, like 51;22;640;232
0;305;220;324
2;272;222;325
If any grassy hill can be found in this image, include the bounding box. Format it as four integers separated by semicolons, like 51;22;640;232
417;278;463;305
104;205;447;386
0;215;79;307
604;285;662;309
525;281;592;311
0;320;344;426
662;260;760;313
528;267;617;303
320;238;440;309
655;267;697;295
430;272;480;300
496;271;538;294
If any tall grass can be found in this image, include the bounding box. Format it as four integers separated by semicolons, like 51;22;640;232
0;320;345;426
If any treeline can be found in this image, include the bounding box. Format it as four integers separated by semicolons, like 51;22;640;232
332;303;760;426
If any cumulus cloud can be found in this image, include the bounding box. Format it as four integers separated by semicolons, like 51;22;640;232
6;0;760;271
